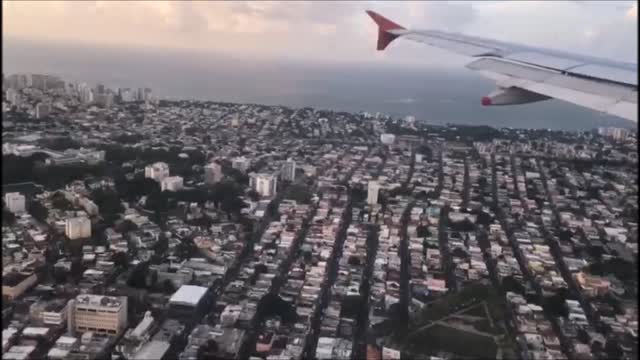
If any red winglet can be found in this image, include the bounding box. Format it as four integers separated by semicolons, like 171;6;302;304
366;10;405;51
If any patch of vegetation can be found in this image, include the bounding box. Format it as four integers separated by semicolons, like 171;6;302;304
282;184;313;204
410;282;494;328
458;303;485;318
404;324;497;358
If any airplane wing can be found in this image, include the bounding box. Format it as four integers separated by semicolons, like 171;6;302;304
366;10;638;122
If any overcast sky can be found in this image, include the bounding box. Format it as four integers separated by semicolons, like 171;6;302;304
3;1;637;68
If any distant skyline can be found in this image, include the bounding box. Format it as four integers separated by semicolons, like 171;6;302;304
2;1;637;131
3;37;634;132
3;1;638;67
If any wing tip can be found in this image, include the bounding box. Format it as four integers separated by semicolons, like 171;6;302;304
366;10;405;51
366;10;405;32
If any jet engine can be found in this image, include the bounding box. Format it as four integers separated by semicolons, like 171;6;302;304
481;87;551;106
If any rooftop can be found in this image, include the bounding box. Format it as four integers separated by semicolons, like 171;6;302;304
75;294;124;308
169;285;208;307
2;272;34;287
132;340;170;360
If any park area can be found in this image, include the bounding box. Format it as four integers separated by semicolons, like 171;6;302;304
393;282;518;359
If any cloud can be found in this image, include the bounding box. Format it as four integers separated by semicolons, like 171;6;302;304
582;3;638;61
408;1;477;31
627;3;637;19
466;1;637;62
2;1;638;65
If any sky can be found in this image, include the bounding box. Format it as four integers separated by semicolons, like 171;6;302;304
3;1;638;68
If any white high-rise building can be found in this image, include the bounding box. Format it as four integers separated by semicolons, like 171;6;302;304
281;158;296;182
161;176;184;192
65;217;91;240
204;162;223;185
145;162;170;182
598;127;630;141
367;181;380;205
5;88;21;106
4;192;26;214
232;156;251;172
77;83;94;104
119;88;134;102
250;173;278;197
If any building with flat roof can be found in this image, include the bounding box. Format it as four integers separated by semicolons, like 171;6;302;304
161;176;184;192
3;345;36;360
2;271;38;300
29;298;69;326
204;162;223;185
66;217;91;240
380;133;396;145
68;294;128;336
281;158;296;182
368;181;380;205
4;192;25;214
168;285;209;320
250;173;277;197
232;156;251;172
169;285;207;307
145;162;170;182
132;340;171;360
35;102;51;119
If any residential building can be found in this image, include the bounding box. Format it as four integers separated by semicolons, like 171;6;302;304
281;158;296;181
232;156;251;172
66;217;92;240
29;299;69;326
118;88;134;102
2;272;38;300
368;180;380;205
35;102;51;119
204;162;223;184
94;93;114;108
598;127;630;142
250;173;278;197
161;176;184;192
78;83;94;104
4;192;26;214
145;162;170;182
6;88;21;106
380;133;396;145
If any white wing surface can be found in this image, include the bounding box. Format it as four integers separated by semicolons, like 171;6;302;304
367;10;637;122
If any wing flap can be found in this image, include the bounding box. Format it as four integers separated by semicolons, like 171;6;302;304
567;64;638;86
517;81;636;122
467;58;556;82
505;52;584;71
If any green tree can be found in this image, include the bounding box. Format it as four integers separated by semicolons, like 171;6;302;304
2;206;16;225
221;196;247;216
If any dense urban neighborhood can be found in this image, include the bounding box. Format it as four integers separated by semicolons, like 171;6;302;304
2;74;638;360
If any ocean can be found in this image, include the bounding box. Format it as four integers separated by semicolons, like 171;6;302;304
3;38;635;131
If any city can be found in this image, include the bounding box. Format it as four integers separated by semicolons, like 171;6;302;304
1;73;637;360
